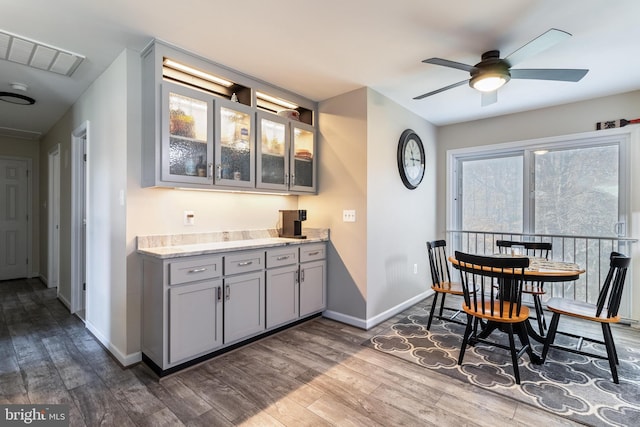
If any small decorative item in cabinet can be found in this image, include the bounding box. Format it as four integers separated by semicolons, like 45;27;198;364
170;109;196;138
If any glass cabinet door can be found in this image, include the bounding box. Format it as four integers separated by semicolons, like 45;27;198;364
162;82;214;184
256;113;289;190
290;122;316;193
215;99;255;187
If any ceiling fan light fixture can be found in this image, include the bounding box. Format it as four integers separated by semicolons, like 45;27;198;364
470;72;510;92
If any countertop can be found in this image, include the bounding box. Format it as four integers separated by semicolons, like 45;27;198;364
137;228;329;259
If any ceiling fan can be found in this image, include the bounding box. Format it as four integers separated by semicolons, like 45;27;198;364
413;28;589;106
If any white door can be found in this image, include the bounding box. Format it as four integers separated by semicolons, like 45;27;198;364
0;158;29;280
48;147;60;288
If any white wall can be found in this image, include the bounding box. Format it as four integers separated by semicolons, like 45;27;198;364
437;90;640;323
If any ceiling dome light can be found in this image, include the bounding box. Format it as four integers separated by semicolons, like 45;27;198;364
0;91;36;105
470;72;510;92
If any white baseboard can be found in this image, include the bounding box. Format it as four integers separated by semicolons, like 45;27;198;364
85;320;142;367
323;290;433;330
57;293;71;310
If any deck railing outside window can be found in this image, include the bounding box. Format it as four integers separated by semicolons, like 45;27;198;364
446;230;637;321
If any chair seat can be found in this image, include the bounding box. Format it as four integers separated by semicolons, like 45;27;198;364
463;302;530;323
546;297;621;323
522;283;545;295
432;281;464;295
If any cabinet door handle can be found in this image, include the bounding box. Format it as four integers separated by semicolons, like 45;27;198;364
276;255;290;261
216;164;222;180
295;270;299;283
208;163;213;179
217;286;222;301
307;251;320;256
225;285;230;300
300;269;305;282
188;268;207;274
285;173;289;185
291;174;295;186
237;261;253;267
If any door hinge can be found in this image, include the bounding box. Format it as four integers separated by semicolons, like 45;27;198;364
26;258;29;265
83;283;86;291
83;154;87;162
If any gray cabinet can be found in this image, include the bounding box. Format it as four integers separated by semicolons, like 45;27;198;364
169;280;222;364
266;246;299;328
141;40;318;194
161;81;214;185
256;112;317;193
141;241;326;374
223;250;265;344
300;244;327;316
223;271;265;344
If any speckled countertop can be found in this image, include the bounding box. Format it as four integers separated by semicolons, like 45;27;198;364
137;228;329;259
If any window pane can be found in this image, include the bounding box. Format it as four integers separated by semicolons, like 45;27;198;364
534;145;618;236
461;156;523;232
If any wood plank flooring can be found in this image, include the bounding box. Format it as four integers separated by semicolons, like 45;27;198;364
5;278;631;426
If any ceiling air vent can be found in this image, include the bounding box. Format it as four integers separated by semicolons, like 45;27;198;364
0;29;85;77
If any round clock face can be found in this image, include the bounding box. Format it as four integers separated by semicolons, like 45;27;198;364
397;129;425;189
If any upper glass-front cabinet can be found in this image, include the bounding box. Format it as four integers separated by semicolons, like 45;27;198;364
290;121;316;192
215;99;255;187
162;82;213;184
256;112;316;193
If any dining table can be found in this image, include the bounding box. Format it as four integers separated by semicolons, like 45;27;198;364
448;254;586;361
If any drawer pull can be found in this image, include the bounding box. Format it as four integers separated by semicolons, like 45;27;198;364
188;268;207;273
237;261;253;267
307;251;320;256
276;255;290;261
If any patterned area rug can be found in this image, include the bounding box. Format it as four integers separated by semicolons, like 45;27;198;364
363;312;640;426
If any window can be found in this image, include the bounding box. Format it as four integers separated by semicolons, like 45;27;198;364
451;134;629;238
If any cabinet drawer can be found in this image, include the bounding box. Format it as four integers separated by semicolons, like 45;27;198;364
169;256;222;285
224;250;264;275
300;244;325;262
266;246;298;268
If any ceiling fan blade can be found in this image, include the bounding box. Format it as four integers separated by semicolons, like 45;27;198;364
510;68;588;82
422;58;475;72
413;80;468;100
505;28;571;67
481;91;497;107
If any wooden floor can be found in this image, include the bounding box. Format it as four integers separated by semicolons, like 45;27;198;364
4;278;628;426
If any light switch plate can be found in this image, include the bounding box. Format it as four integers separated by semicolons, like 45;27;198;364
343;210;356;222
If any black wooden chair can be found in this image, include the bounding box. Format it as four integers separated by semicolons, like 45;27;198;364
425;240;466;330
496;240;552;335
453;251;536;384
542;252;631;384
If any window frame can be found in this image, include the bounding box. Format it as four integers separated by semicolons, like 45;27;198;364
447;129;631;237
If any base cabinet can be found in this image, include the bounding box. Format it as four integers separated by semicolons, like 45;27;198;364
223;271;265;344
141;241;326;375
266;265;299;329
300;260;326;317
169;281;222;364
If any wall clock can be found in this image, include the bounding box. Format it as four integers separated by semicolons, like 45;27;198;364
397;129;425;189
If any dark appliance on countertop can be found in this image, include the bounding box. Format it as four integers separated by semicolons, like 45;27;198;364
279;210;307;239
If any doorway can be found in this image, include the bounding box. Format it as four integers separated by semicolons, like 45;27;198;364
48;145;60;289
71;122;88;319
0;157;31;280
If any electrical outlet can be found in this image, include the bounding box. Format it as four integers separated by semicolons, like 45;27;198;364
184;210;195;225
413;263;418;274
343;209;356;222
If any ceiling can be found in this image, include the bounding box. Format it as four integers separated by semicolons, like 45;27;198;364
2;0;640;140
